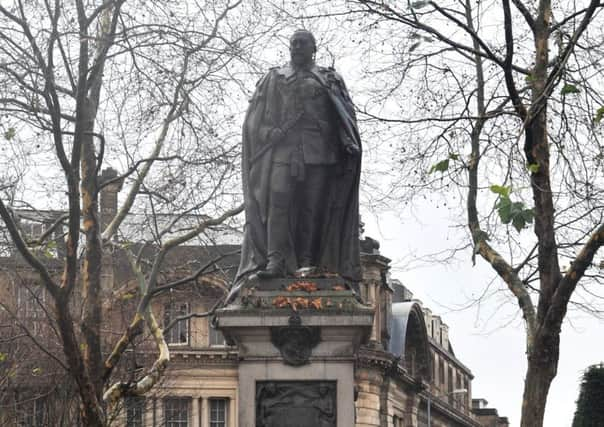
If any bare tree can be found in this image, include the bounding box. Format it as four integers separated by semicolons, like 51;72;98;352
329;0;604;425
0;0;278;424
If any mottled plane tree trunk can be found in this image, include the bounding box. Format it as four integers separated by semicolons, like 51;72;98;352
348;0;604;425
0;0;272;424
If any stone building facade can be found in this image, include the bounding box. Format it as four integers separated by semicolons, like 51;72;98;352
0;182;507;427
471;399;510;427
351;249;481;427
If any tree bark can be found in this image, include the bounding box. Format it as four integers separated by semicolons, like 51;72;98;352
517;2;561;424
80;99;104;401
54;291;105;427
520;330;559;427
349;2;604;426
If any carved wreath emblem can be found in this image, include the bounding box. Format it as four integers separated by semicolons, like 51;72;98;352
270;314;321;366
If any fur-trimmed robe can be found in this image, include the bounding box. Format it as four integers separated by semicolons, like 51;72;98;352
228;63;362;301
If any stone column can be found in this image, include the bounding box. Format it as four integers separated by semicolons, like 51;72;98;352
406;392;420;427
229;396;237;427
354;367;383;427
191;397;200;427
200;397;207;427
361;253;391;348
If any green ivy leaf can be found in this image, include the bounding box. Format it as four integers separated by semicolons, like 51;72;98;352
509;201;526;219
561;84;580;95
428;158;449;174
512;217;525;232
496;197;513;224
522;208;535;223
528;163;540;173
0;352;6;362
428;153;460;174
32;367;42;375
495;197;534;231
595;106;604;123
490;185;511;198
512;207;534;232
4;127;15;140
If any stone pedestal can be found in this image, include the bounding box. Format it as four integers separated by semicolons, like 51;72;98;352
215;278;374;427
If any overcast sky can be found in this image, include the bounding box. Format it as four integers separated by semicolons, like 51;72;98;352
263;5;603;423
363;205;603;427
4;1;599;424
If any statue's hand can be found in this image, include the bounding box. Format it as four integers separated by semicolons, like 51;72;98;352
344;143;360;157
268;128;285;144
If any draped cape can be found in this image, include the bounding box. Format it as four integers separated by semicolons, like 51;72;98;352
227;64;362;302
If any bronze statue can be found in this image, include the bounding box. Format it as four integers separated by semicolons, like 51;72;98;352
230;29;362;299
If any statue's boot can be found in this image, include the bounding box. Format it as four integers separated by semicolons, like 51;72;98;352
257;261;286;279
297;254;313;268
257;251;287;278
295;265;317;278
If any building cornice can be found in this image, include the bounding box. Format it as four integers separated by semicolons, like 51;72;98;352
356;346;424;391
423;392;482;427
138;348;239;368
429;338;474;378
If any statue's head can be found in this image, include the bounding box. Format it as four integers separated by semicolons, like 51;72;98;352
289;29;316;67
318;383;329;396
265;383;277;396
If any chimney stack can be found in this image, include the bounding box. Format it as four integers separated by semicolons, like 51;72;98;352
99;168;123;235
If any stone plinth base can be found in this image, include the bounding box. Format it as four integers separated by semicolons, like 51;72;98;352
215;280;374;427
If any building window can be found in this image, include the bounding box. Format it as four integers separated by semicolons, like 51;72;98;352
16;284;47;335
447;366;454;404
439;359;445;389
431;319;438;341
17;397;47;427
456;374;463;408
125;396;145;427
393;414;404;427
209;324;226;347
164;302;189;345
209;398;228;427
463;377;469;409
164;398;189;427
